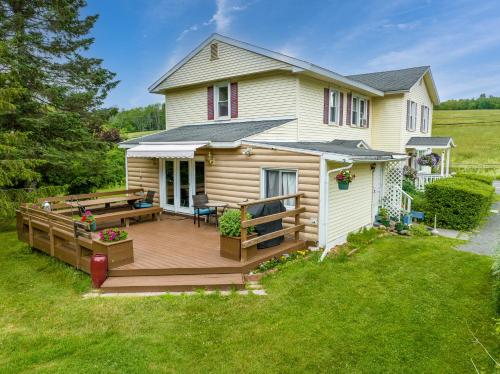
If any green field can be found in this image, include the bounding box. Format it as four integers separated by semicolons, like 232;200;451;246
433;109;500;174
0;226;497;373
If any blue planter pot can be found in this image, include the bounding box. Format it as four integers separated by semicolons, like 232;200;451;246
337;181;350;190
90;221;97;232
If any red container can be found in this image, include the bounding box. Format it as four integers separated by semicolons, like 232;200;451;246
90;254;108;288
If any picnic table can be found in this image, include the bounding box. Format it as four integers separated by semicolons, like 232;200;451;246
65;195;142;209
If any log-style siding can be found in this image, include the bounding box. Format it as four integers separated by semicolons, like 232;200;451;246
127;158;160;205
197;146;320;242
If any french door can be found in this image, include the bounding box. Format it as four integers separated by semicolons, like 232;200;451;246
161;158;205;214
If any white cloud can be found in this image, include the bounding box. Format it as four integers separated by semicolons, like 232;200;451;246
177;0;251;41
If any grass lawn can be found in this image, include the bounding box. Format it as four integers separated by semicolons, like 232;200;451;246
433;109;500;174
123;130;162;140
0;227;497;373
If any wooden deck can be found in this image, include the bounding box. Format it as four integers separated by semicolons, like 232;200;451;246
108;214;306;277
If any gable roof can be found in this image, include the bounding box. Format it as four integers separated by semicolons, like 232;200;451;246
149;34;384;96
406;136;455;148
119;119;294;147
347;66;429;92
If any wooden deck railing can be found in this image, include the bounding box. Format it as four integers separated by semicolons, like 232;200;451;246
17;205;95;272
239;193;305;249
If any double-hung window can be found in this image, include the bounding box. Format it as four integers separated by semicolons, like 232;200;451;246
263;169;298;208
329;89;339;125
215;82;230;119
351;96;368;128
408;101;417;131
421;105;429;133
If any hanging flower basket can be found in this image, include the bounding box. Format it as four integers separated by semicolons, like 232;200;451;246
335;170;355;190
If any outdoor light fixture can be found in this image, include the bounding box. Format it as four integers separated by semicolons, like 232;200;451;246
207;151;215;166
243;147;253;156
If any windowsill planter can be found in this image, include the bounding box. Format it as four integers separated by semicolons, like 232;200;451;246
220;233;258;262
92;238;134;269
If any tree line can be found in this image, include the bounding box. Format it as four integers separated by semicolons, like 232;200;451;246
109;103;165;133
435;94;500;110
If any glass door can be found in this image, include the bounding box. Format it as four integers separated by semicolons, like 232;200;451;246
162;159;205;214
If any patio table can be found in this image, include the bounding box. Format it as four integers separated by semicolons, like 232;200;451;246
205;201;228;226
65;195;142;210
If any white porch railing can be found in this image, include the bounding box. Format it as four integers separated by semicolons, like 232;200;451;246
401;189;413;213
415;173;449;191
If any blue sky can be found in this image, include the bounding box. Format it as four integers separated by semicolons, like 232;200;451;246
85;0;500;109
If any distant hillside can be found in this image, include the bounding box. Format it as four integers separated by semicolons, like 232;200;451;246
109;103;165;132
435;94;500;110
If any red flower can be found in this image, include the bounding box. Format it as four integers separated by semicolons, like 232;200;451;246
81;216;87;222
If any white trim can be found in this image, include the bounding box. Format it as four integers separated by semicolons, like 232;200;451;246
125;152;129;189
350;94;368;128
318;155;328;247
148;33;384;96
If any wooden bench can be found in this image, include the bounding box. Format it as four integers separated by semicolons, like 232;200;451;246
94;207;163;228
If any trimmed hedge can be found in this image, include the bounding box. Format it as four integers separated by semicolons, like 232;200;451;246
424;177;494;230
455;173;494;185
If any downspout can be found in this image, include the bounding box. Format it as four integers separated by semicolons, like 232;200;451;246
319;162;353;262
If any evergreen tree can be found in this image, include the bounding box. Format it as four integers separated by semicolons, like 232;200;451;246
0;0;119;192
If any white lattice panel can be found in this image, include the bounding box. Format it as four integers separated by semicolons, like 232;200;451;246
382;161;404;219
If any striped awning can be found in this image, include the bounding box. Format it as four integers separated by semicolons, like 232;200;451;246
127;143;207;158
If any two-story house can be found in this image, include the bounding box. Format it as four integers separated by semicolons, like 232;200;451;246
120;34;453;249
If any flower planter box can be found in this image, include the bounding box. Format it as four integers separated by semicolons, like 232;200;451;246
220;233;258;262
92;238;134;269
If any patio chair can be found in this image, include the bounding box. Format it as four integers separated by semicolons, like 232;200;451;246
134;190;155;209
192;194;216;227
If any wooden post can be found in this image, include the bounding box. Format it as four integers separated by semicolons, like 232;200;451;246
440;150;445;176
446;148;451;177
28;217;34;247
295;194;301;241
240;205;247;245
49;222;55;256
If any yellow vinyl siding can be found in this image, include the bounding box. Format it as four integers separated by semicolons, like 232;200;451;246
127;158;160;205
158;41;292;90
298;76;372;143
401;78;434;148
165;74;297;129
196;146;320;242
371;94;405;153
246;119;298;141
327;163;373;245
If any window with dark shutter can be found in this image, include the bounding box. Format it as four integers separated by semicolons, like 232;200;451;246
366;99;370;128
230;82;238;118
346;93;352;126
323;88;329;124
207;86;214;120
339;92;344;126
406;100;411;130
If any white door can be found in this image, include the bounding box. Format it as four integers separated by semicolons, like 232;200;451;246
161;158;205;214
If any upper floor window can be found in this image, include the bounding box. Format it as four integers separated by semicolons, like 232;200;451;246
215;82;230;118
329;89;339;125
351;95;368;128
407;100;417;131
421;105;429;133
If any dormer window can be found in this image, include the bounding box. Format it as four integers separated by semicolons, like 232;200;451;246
210;43;219;60
215;82;230;118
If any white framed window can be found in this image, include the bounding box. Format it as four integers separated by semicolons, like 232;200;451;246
351;95;368;128
262;168;298;208
421;105;429;133
408;101;417;131
214;82;230;119
329;89;339;125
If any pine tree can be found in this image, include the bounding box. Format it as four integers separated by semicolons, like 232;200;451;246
0;0;119;191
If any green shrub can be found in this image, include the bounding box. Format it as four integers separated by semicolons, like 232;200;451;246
347;227;380;248
409;223;431;236
425;177;494;230
402;178;417;195
409;191;427;212
455;173;494;185
493;247;500;314
218;209;255;237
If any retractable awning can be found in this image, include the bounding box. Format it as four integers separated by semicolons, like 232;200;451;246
127;143;207;158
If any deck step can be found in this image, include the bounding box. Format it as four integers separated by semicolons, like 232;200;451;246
100;273;245;293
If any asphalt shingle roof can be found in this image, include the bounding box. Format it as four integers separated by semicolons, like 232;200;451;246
120;119;294;145
406;136;453;147
347;66;429;92
253;141;402;160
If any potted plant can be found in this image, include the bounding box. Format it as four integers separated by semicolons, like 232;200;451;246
417;153;440;174
92;228;134;268
81;210;97;231
219;209;257;261
378;207;390;227
335;170;355;190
